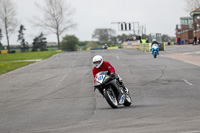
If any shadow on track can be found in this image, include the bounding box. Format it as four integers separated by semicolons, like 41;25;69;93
96;104;161;110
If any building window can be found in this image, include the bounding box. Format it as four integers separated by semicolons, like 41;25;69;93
189;19;193;28
181;19;189;25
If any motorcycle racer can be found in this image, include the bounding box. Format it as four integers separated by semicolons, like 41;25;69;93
92;55;128;94
151;39;159;55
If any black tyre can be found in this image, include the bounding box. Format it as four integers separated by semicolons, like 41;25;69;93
104;88;118;109
154;52;157;58
123;94;132;106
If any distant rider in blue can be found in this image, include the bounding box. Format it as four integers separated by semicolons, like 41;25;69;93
151;39;159;55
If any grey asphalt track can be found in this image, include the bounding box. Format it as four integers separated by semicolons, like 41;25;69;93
1;45;200;133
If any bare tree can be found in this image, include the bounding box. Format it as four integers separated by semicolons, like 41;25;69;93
92;28;116;43
184;0;200;12
0;0;18;51
34;0;76;50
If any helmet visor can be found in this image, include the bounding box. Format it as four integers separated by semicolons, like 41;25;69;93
93;61;101;66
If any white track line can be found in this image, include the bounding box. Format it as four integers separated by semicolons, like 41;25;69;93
181;78;193;86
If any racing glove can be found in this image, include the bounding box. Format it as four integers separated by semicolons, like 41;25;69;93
110;73;115;78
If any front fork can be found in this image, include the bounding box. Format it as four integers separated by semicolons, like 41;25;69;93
104;84;125;105
152;48;159;55
118;88;125;104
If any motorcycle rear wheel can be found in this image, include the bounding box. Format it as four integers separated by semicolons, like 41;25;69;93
104;88;118;109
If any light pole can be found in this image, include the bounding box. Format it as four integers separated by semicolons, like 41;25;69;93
0;28;3;48
197;16;200;44
111;22;140;35
0;29;2;41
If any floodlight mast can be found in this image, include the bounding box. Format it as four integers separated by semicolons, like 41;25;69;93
111;22;140;35
0;28;3;43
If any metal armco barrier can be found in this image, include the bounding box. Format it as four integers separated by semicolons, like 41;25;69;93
1;50;8;54
138;43;151;52
108;47;118;49
138;43;165;52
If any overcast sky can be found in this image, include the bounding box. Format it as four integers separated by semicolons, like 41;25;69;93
1;0;189;45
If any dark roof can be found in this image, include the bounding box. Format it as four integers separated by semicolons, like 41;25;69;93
193;7;200;12
190;8;200;16
180;17;192;19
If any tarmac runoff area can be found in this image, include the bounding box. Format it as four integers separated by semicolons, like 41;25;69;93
164;53;200;67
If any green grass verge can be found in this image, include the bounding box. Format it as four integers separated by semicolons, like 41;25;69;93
0;51;60;61
0;61;35;75
0;51;61;75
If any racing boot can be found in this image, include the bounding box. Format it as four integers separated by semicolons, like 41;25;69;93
116;74;129;94
121;83;129;94
123;87;129;94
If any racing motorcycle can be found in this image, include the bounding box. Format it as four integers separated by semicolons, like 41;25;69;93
151;44;159;58
94;71;132;109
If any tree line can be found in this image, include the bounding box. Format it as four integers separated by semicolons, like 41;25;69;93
0;0;76;51
184;0;200;12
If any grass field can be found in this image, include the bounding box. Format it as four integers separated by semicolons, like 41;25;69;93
0;51;61;75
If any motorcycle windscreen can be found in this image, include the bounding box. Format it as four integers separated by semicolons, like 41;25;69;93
94;71;108;85
96;74;105;84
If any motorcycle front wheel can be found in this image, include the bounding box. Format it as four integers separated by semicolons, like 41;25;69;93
154;52;157;58
123;94;132;106
104;88;118;109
